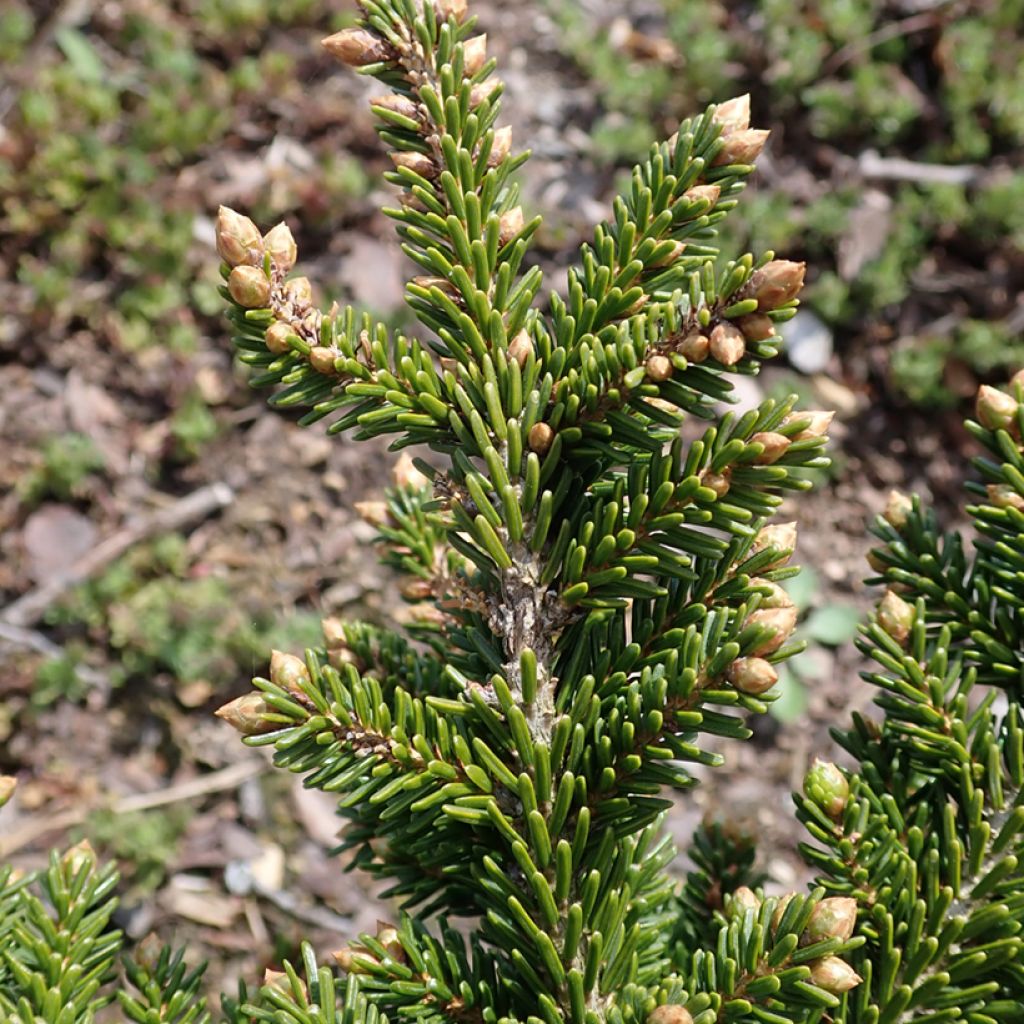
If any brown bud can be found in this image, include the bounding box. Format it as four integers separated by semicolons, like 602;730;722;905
751;577;793;609
683;184;721;208
284;276;313;307
62;839;97;875
499;206;525;246
866;549;888;573
1011;367;1024;392
753;521;798;567
770;893;796;933
228;265;271;308
727;656;778;695
488;125;512;166
746;605;798;656
0;775;16;809
975;384;1019;433
435;0;468;20
709;322;746;366
711;128;770;166
646;354;673;382
987;484;1024;511
621;292;649;318
804;897;858;945
877;589;913;644
370;93;422;122
462;34;488;76
376;921;406;961
883;489;913;528
263;222;297;272
322;28;395;67
412;275;455;294
393;451;431;491
809;956;862;995
333;944;378;974
270;650;310;695
508;329;533;368
677;332;709;363
470;80;502;107
529;422;554;455
263;969;289;992
651;239;687;268
736;313;775;341
265;321;296;355
784;409;834;441
390;151;439;179
699;467;731;498
400;577;434;601
215;692;277;735
750;431;791;465
647;1007;693;1024
712;93;751;135
309;346;339;375
321;617;348;649
216;206;263;267
355;500;391;526
729;886;762;916
747;260;806;311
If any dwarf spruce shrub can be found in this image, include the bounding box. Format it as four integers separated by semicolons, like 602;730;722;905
2;1;1023;1022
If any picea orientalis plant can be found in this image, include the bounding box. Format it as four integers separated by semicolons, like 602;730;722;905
2;1;1023;1021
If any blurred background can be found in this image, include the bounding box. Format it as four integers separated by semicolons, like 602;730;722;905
1;0;1022;996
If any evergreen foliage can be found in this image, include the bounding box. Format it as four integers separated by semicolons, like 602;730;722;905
1;2;1021;1022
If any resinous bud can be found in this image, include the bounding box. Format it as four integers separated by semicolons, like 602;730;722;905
750;430;790;465
216;206;263;267
975;384;1019;433
488;125;512;166
877;589;913;643
747;260;806;310
393;451;431;490
809;956;862;995
712;93;750;135
435;0;469;21
987;484;1024;511
727;656;778;695
746;605;798;656
709;322;746;365
508;329;534;367
804;897;858;944
736;313;775;341
391;151;439;179
683;184;721;208
645;354;673;382
804;759;849;818
499;206;525;246
678;332;709;362
753;521;798;568
528;422;554;455
462;34;488;75
215;693;277;735
728;885;762;916
883;489;912;528
263;222;297;272
711;128;769;166
322;28;396;67
270;650;310;695
228;265;271;308
265;321;295;355
647;1007;693;1024
784;409;833;440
